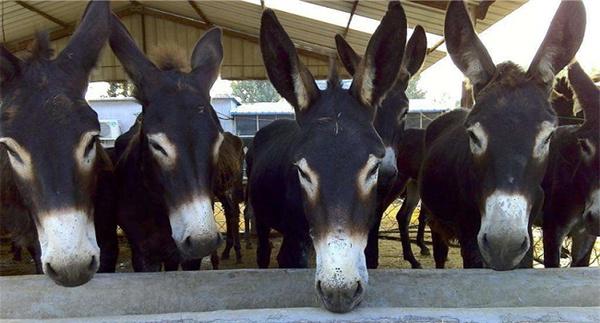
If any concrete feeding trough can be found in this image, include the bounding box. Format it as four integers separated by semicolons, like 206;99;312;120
1;268;598;322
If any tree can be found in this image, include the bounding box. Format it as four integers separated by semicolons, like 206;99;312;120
231;80;280;103
406;75;426;99
106;81;134;98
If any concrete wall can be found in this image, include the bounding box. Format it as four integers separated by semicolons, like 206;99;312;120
1;268;598;320
31;307;600;323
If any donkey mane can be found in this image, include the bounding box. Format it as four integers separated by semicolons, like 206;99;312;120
490;62;529;89
149;47;189;72
21;32;54;62
327;59;341;90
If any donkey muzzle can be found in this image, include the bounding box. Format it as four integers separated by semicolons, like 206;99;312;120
169;196;222;260
478;192;530;270
37;209;100;287
314;234;368;313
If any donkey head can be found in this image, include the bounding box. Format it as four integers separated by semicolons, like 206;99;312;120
336;25;427;190
568;62;600;235
260;2;407;312
445;0;586;270
0;1;110;287
109;15;224;260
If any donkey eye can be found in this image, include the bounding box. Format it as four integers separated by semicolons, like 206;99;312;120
84;136;98;157
579;139;593;157
4;146;23;164
543;133;553;146
468;130;482;147
367;162;381;179
297;167;311;183
150;141;169;157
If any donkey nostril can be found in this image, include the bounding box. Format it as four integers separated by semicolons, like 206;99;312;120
482;233;489;247
353;281;363;298
184;236;192;247
45;263;57;277
316;280;324;296
89;255;98;270
521;237;529;250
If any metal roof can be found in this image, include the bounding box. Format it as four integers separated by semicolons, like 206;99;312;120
232;100;295;115
1;1;526;81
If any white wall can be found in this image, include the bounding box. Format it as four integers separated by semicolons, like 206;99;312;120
89;98;238;136
89;99;142;135
212;98;236;133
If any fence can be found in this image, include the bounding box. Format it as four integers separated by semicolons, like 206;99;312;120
214;199;600;268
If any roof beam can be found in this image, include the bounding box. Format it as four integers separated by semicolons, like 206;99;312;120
187;1;213;26
409;0;495;20
15;1;70;28
342;0;359;39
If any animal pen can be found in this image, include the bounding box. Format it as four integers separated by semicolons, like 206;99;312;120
1;0;598;321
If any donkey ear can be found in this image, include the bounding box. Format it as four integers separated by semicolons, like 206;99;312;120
351;1;408;109
190;27;223;91
56;0;110;82
260;9;319;117
403;25;427;77
108;13;158;90
0;46;22;85
335;35;360;76
444;0;495;94
528;0;586;88
569;62;599;124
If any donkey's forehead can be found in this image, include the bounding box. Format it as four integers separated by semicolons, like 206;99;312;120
297;128;384;168
470;87;556;126
143;103;217;132
2;94;98;134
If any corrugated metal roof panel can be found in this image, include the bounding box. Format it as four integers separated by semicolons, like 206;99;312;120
1;0;522;81
304;0;527;35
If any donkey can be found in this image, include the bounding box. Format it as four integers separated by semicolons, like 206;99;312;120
419;0;586;270
541;62;599;267
216;132;245;263
109;13;225;271
0;0;117;286
387;128;431;267
336;26;427;269
248;3;408;313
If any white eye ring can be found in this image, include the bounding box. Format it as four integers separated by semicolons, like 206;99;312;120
295;158;319;202
0;137;33;180
357;154;380;196
533;121;556;160
147;133;176;169
467;122;487;156
76;131;99;171
579;139;595;162
149;140;168;157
